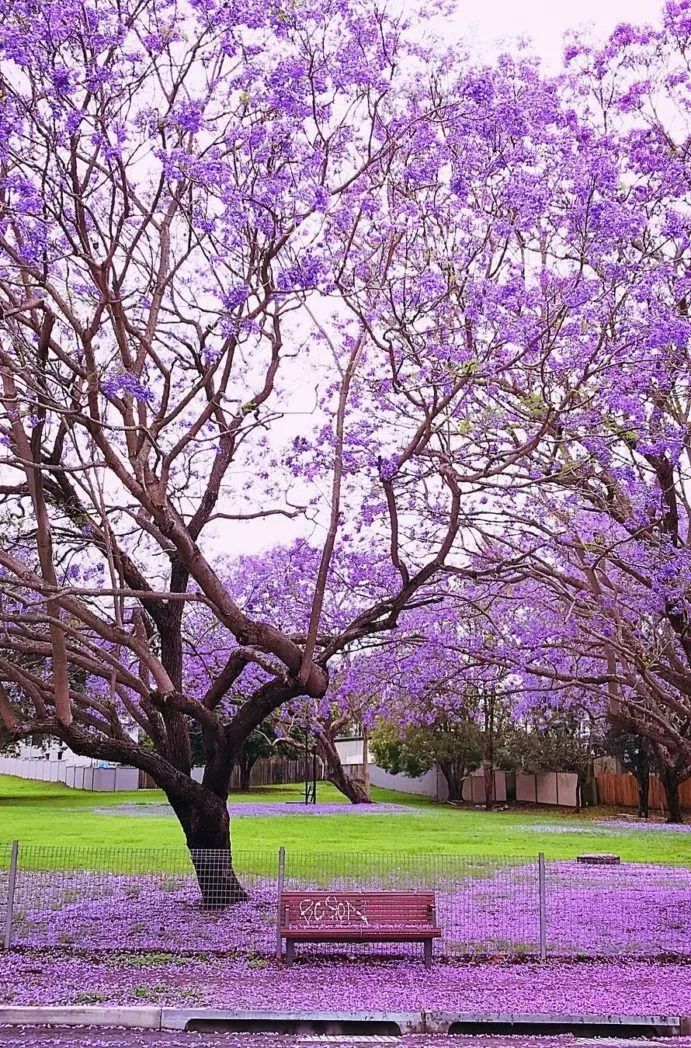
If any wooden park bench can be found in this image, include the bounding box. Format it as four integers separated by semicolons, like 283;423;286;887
278;889;441;967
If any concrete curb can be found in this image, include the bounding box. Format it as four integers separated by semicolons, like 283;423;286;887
161;1009;425;1033
0;1007;688;1036
426;1012;686;1035
0;1007;161;1029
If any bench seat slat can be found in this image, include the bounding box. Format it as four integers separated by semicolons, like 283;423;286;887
280;891;434;899
284;927;441;941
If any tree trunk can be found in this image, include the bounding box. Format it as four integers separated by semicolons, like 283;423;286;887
235;755;256;791
440;761;463;803
636;766;650;819
633;742;650;818
577;766;595;811
362;725;371;801
483;760;494;810
330;762;372;804
484;692;495;811
316;732;372;804
167;787;248;906
660;770;684;824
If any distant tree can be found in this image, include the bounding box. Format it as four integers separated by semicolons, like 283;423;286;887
604;728;691;824
190;716;290;792
504;712;600;809
649;741;690;825
0;728;17;756
371;715;483;803
312;711;372;805
603;728;652;819
234;727;276;792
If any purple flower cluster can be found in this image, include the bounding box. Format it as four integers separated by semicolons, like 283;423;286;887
9;876;277;955
101;373;155;405
14;1037;684;1048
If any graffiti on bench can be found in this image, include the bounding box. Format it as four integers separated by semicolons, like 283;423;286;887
296;895;369;927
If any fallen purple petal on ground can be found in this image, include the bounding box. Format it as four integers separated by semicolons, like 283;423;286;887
90;802;411;819
0;951;690;1015
599;819;691;833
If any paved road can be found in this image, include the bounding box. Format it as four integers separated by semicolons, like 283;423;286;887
1;1031;688;1048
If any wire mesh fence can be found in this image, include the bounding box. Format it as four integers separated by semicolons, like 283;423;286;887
544;858;691;957
281;852;543;959
1;842;689;960
0;844;278;955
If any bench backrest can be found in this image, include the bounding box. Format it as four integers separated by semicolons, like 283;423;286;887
279;890;436;930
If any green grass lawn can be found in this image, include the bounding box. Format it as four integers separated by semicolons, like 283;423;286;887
1;774;690;869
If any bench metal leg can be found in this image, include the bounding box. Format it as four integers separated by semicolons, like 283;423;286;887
424;939;433;969
285;940;295;967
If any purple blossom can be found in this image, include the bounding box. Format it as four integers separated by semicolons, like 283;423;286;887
51;68;72;96
101;373;155;405
222;285;249;310
176;99;204;134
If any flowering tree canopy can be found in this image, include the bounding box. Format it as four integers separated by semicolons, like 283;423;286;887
435;3;691;816
1;0;690;890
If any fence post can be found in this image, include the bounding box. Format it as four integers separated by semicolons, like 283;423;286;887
3;841;19;951
276;846;286;961
538;851;547;961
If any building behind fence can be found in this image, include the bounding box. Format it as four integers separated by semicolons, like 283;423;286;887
1;842;689;961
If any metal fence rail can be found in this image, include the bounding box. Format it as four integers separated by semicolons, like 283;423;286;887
1;842;689;960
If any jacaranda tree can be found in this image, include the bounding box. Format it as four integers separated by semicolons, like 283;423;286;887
0;0;548;899
1;0;689;896
435;2;691;818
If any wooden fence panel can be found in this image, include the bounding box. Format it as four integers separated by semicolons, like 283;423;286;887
242;757;325;789
139;758;324;791
595;771;691;813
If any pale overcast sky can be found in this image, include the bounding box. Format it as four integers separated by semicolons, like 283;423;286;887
433;0;662;68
